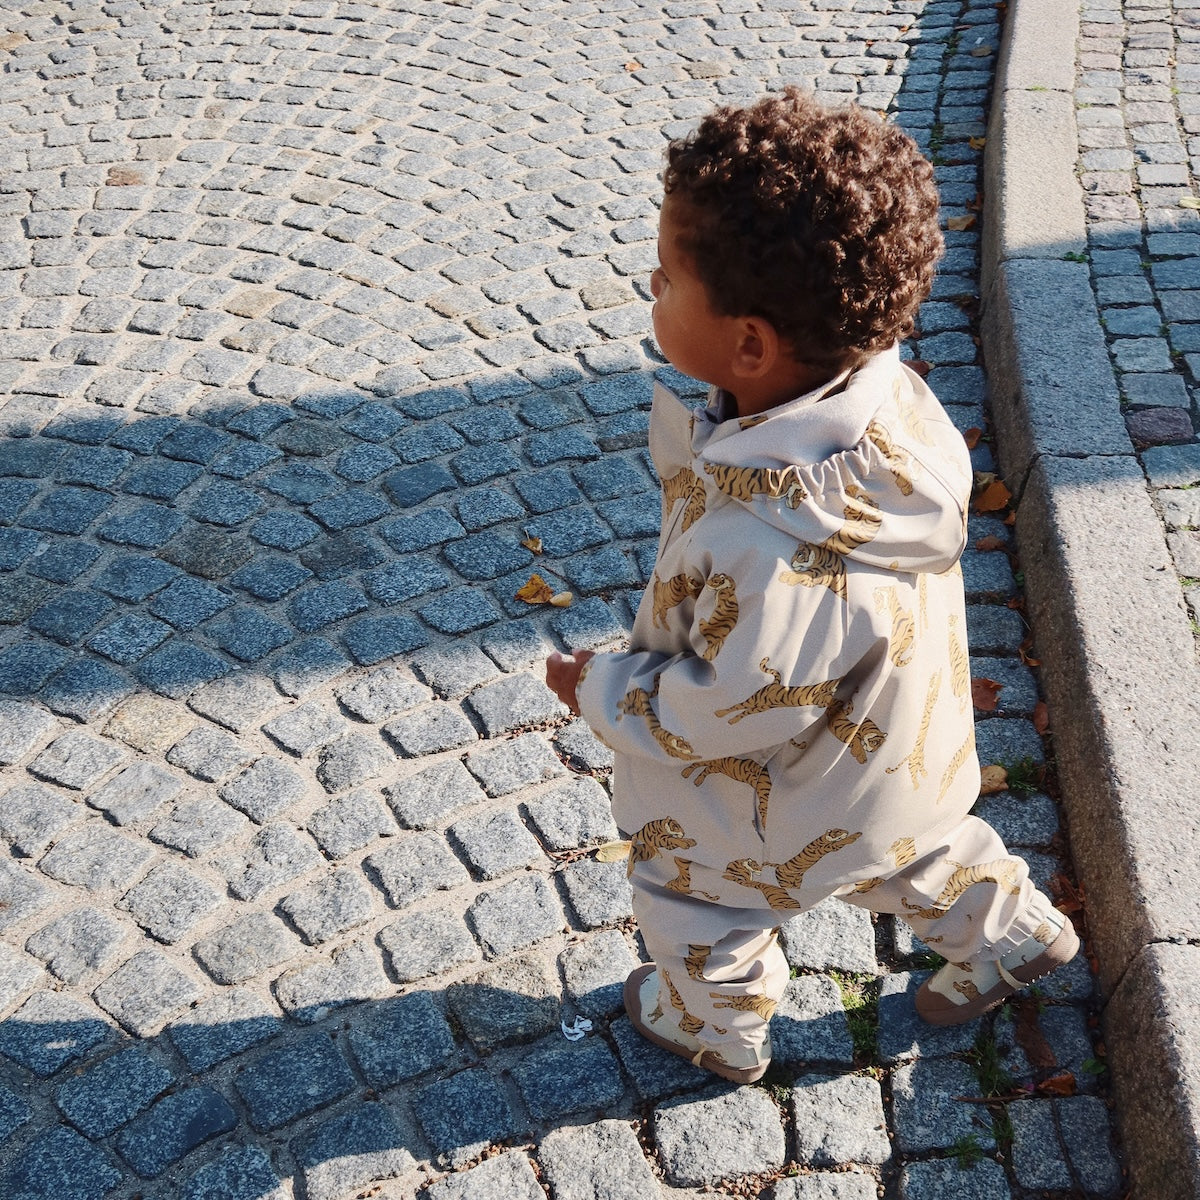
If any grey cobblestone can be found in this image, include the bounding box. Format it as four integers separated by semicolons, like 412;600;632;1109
234;1035;356;1133
93;949;204;1036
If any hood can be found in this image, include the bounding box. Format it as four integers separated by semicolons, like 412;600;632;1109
666;345;972;575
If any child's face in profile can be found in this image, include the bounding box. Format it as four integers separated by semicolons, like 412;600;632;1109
649;192;738;390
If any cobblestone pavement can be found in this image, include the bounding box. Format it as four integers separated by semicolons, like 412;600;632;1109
0;2;1126;1198
1076;0;1200;635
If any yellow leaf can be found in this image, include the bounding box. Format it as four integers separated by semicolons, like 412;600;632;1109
979;764;1009;795
515;574;554;604
1180;196;1200;209
595;840;632;862
520;534;543;553
969;136;987;150
947;214;977;232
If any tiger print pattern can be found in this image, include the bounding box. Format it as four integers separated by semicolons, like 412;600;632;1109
652;571;703;628
865;419;915;496
681;756;773;830
714;657;841;724
684;943;712;981
722;858;802;910
873;585;915;668
825;698;887;764
901;859;1023;921
617;677;700;761
661;465;707;531
935;726;976;805
889;837;917;869
779;486;883;598
662;966;706;1036
886;670;941;789
710;992;777;1021
772;828;862;889
698;573;739;661
703;461;809;509
665;857;720;902
948;614;969;712
627;817;697;876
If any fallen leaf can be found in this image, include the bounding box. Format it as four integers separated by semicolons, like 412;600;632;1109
974;479;1012;512
966;191;984;212
969;135;987;151
1012;997;1058;1070
595;840;632;862
979;763;1008;795
515;574;554;604
1033;700;1050;735
907;359;932;378
549;591;574;607
971;44;993;56
963;426;983;449
1018;636;1041;667
972;677;1004;711
1036;1072;1077;1097
975;534;1007;552
520;534;543;553
947;214;977;231
1180;196;1200;209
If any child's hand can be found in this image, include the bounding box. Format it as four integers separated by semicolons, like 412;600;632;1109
545;650;595;715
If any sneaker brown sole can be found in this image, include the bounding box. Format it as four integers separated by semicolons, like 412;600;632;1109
915;920;1081;1026
623;962;770;1085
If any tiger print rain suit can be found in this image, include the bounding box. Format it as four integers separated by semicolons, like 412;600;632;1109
576;345;1062;1061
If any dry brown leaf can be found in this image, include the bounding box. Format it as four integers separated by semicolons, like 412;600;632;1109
975;534;1007;552
515;574;554;604
1018;636;1042;667
972;677;1004;712
974;479;1012;513
1033;700;1050;735
947;214;977;232
595;840;632;863
1012;997;1059;1070
969;135;987;151
963;426;983;449
520;534;543;554
979;764;1009;795
1036;1073;1077;1097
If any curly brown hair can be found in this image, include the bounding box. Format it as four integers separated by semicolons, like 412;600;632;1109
663;87;943;373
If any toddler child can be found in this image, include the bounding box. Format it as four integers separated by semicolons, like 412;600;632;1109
546;87;1078;1084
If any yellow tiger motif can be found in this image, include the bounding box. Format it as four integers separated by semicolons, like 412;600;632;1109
779;487;883;598
684;943;712;981
665;857;720;902
704;461;809;509
899;399;937;447
853;876;885;894
698;573;739;661
652;571;703;628
889;837;917;869
661;466;707;531
934;727;976;804
772;828;862;890
722;858;801;910
825;698;887;764
681;756;773;830
1032;921;1056;946
617;677;699;761
873;586;915;668
865;419;915;496
714;657;842;724
918;572;929;633
901;859;1023;921
710;992;777;1022
628;817;697;876
662;966;705;1036
954;979;982;1001
886;670;941;789
948;614;969;712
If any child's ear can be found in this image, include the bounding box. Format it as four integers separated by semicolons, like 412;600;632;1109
730;316;781;379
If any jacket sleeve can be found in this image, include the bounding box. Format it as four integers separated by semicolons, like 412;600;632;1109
576;543;891;764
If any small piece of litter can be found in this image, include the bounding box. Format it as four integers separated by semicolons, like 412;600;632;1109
561;1016;594;1041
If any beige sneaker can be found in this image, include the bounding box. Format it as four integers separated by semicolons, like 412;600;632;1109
915;918;1080;1026
623;962;771;1084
